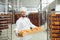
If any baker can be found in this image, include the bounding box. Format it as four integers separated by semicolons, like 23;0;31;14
14;7;36;40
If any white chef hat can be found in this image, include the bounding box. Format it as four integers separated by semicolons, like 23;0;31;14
20;7;27;12
20;7;28;15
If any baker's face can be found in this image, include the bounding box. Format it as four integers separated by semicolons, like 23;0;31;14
20;11;26;16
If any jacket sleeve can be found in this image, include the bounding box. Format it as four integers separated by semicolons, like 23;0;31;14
27;18;36;28
14;20;22;33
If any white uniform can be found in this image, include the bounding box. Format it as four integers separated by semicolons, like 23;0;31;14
14;17;36;40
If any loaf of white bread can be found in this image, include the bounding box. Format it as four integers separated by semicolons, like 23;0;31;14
18;27;45;37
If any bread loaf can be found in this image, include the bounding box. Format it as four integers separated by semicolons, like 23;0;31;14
18;27;45;37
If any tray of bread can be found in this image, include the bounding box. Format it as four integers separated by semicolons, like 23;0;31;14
51;30;59;33
18;27;45;37
51;34;59;37
51;22;60;25
51;38;60;40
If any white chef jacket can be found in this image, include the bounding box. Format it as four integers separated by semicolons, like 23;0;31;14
14;17;36;40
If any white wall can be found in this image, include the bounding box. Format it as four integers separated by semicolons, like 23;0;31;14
12;0;40;11
42;0;56;11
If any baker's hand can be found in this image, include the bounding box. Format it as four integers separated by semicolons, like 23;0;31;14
14;30;19;33
14;30;20;36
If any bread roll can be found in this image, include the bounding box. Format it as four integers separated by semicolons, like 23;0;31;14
51;30;59;33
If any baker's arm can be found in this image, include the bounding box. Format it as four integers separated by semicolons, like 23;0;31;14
27;18;36;29
14;21;22;36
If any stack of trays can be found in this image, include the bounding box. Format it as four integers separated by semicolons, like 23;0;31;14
28;13;42;26
0;24;9;30
18;27;45;37
48;14;60;40
0;14;14;30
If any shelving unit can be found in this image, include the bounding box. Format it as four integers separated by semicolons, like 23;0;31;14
0;14;14;40
48;13;60;40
